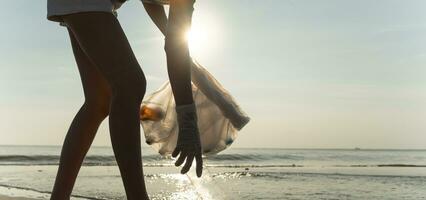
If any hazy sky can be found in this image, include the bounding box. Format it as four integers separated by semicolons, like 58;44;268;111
1;0;425;148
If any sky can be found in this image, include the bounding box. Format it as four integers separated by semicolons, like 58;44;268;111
0;0;426;149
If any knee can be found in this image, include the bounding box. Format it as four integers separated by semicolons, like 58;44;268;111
83;94;111;118
111;68;146;104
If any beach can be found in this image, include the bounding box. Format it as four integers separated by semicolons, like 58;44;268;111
0;195;35;200
0;146;426;199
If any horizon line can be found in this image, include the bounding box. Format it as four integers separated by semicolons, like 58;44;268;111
0;144;425;151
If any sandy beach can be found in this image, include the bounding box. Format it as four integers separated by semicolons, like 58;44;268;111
0;195;36;200
0;147;426;199
0;185;45;200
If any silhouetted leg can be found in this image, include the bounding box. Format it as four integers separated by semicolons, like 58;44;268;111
50;29;112;199
165;0;195;106
58;12;149;200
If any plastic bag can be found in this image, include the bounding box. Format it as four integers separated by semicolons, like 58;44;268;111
140;60;250;156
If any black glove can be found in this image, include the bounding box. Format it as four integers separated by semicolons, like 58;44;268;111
172;103;203;177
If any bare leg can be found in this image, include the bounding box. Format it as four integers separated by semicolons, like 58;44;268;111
51;29;112;199
52;12;148;199
165;0;196;106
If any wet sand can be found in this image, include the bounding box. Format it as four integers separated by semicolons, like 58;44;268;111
0;195;35;200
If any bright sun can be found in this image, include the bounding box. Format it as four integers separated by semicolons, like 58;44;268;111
184;18;221;57
186;27;206;55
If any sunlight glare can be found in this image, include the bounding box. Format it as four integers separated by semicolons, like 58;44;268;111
184;17;221;58
186;27;206;55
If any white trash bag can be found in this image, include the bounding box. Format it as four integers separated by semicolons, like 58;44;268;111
140;60;250;156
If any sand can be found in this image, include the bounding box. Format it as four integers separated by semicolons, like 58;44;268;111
0;195;36;200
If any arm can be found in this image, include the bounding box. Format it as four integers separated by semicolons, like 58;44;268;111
143;3;168;36
143;0;203;177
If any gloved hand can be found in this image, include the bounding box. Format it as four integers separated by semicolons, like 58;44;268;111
172;103;203;177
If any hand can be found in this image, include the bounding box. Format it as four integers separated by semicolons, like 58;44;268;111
172;110;203;177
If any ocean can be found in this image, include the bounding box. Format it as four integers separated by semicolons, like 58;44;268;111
0;146;425;199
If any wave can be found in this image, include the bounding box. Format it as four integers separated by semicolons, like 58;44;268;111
377;164;426;167
204;153;304;161
0;155;167;166
1;155;426;168
205;164;426;168
0;154;301;165
210;171;426;181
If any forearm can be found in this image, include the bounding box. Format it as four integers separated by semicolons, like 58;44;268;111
143;3;168;36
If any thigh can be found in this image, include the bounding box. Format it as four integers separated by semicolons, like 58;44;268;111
67;28;111;103
167;0;195;37
62;12;141;85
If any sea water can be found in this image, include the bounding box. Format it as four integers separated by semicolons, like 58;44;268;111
0;145;425;199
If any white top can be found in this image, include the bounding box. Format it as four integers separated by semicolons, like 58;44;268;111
141;0;170;5
47;0;120;22
47;0;172;22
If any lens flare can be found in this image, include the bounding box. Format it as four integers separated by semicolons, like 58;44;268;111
186;28;205;55
183;16;221;57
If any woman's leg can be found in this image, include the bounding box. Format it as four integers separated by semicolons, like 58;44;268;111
50;29;112;199
165;0;196;106
60;12;149;199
